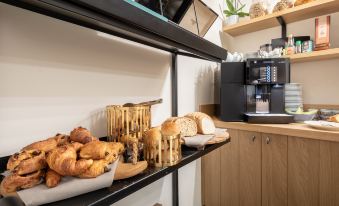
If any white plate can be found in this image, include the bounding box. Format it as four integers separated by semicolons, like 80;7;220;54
304;121;339;131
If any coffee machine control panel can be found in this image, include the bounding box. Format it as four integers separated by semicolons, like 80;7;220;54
246;58;290;85
258;66;278;83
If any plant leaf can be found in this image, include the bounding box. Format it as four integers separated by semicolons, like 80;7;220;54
224;10;235;16
226;0;236;12
237;12;249;17
236;4;246;12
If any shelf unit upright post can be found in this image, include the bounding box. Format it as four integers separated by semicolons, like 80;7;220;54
0;1;228;206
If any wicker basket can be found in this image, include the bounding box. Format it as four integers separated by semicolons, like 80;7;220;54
106;105;151;164
144;133;182;167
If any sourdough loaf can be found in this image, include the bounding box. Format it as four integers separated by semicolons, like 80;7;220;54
164;117;197;137
185;112;216;135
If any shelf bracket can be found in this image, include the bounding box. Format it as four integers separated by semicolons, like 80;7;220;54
277;16;287;39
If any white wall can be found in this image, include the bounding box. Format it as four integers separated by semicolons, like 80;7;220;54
223;1;339;104
0;1;227;205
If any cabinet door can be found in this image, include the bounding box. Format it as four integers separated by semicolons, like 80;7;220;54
320;141;339;206
202;146;221;206
220;129;239;206
262;134;287;206
288;136;320;206
238;130;262;206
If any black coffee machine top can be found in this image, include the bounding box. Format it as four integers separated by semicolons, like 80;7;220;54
219;58;294;124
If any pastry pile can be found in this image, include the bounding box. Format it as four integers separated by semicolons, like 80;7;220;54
0;127;124;196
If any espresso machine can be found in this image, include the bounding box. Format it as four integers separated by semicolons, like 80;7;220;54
219;58;294;124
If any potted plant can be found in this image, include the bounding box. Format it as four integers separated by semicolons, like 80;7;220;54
224;0;249;25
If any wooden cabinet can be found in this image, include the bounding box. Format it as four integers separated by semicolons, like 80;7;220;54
262;134;288;206
288;137;320;206
238;131;262;206
319;141;339;206
203;129;339;206
202;147;221;206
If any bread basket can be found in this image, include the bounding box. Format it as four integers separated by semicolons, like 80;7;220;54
144;133;182;167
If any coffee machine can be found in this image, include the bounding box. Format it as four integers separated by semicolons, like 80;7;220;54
219;58;294;124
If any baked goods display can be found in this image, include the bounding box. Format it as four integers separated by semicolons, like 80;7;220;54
0;127;124;196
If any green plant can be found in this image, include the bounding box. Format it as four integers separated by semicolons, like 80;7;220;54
224;0;249;17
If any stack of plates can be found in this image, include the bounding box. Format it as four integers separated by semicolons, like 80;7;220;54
285;83;303;112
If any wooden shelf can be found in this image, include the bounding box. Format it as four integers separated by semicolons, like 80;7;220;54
286;48;339;63
223;0;339;36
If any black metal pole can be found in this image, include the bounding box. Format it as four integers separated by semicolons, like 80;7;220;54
171;53;179;206
277;16;287;39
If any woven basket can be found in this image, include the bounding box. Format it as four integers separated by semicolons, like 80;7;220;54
144;133;182;167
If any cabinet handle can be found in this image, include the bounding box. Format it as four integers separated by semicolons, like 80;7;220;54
251;135;256;142
266;137;271;144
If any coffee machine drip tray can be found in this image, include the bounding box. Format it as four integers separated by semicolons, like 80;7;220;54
244;113;294;124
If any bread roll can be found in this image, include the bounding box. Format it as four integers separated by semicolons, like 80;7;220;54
185;112;215;134
161;122;180;136
164;117;197;137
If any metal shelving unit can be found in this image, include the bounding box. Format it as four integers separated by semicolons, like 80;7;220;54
0;1;228;206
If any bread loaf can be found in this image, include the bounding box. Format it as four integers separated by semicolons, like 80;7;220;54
164;117;197;137
185;112;216;135
161;121;180;136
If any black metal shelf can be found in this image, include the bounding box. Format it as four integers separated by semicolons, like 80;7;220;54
1;0;227;62
0;142;229;206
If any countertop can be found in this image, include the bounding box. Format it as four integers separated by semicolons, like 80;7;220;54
214;119;339;142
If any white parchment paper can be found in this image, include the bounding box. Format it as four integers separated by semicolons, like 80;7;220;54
17;160;119;206
183;128;228;150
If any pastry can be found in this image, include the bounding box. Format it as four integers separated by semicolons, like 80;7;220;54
106;142;124;164
328;114;339;123
22;137;58;153
273;1;289;12
7;150;46;175
164;117;197;137
185;112;216;135
54;133;71;146
79;141;123;164
78;160;110;178
45;169;62;188
161;121;180;136
0;170;44;196
70;127;98;144
46;144;93;176
79;141;112;160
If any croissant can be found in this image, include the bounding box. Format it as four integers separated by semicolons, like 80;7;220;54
106;142;124;164
46;144;93;176
45;169;62;188
7;150;47;175
0;170;44;196
70;127;98;144
78;160;110;178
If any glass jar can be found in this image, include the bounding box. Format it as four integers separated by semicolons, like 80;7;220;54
249;0;269;19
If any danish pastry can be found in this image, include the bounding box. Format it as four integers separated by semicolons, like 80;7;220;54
70;127;98;144
46;144;93;176
79;141;123;164
45;169;62;188
7;150;46;175
0;170;44;196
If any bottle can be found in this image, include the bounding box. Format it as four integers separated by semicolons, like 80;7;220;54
286;34;295;55
295;41;302;54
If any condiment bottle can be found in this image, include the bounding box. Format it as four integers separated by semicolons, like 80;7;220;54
295;41;302;54
286;34;295;55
